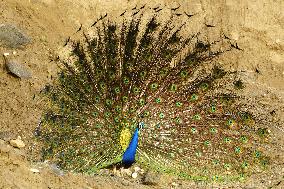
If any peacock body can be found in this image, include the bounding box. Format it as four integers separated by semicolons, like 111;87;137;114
38;8;271;182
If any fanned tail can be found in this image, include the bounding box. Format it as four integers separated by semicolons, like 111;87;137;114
39;8;271;181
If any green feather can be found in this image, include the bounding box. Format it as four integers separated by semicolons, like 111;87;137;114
38;8;273;183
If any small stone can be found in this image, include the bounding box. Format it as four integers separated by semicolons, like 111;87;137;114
140;169;145;175
121;179;130;186
49;164;64;176
0;139;11;153
113;166;122;177
169;2;180;10
98;168;110;175
142;171;160;186
0;131;14;141
134;166;141;173
5;59;32;79
30;168;40;173
171;182;179;187
0;24;31;48
120;168;132;177
131;172;138;179
10;136;25;148
3;52;9;56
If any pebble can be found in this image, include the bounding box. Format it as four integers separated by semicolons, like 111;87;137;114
120;168;132;177
9;136;25;148
4;57;32;79
0;24;31;48
0;139;10;153
112;166;122;177
131;172;138;179
171;182;179;187
0;131;14;141
142;171;160;186
30;168;40;173
49;163;64;176
134;166;141;173
140;169;145;174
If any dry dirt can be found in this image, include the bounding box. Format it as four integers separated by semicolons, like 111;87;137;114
0;0;283;188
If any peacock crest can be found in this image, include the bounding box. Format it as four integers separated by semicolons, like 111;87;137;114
37;7;273;182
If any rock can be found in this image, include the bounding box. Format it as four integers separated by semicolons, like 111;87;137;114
0;131;14;141
4;57;32;79
131;172;138;179
49;163;64;176
140;169;145;175
171;182;179;187
121;179;130;186
98;168;110;175
142;171;160;186
0;139;11;153
30;168;40;173
120;168;132;177
134;166;141;173
9;136;25;148
0;24;31;48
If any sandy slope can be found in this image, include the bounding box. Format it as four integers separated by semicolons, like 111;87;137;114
0;0;283;188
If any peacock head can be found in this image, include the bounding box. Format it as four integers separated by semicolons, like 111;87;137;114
138;122;145;131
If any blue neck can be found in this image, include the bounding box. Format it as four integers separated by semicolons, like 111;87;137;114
122;128;139;166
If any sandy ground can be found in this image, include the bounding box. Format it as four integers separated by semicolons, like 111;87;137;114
0;0;283;188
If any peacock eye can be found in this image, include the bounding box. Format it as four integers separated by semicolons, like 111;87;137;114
92;112;98;118
114;117;120;122
180;70;188;78
104;112;111;117
240;136;248;143
122;96;128;102
193;114;201;120
115;106;122;112
123;77;130;84
204;140;211;146
143;111;150;117
210;127;217;134
100;82;106;89
150;83;158;90
242;161;249;169
254;151;261;158
95;96;100;103
114;87;120;93
105;99;113;106
227;119;235;128
133;87;140;93
235;146;241;154
175;117;182;124
159;68;168;77
140;71;147;78
129;107;136;112
175;101;182;107
170;84;177;92
155;98;162;103
224;163;231;170
200;82;209;90
224;137;232;143
211;105;216;112
190;94;198;101
159;112;165;119
138;98;145;106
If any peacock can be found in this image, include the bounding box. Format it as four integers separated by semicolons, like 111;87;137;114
37;8;272;182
